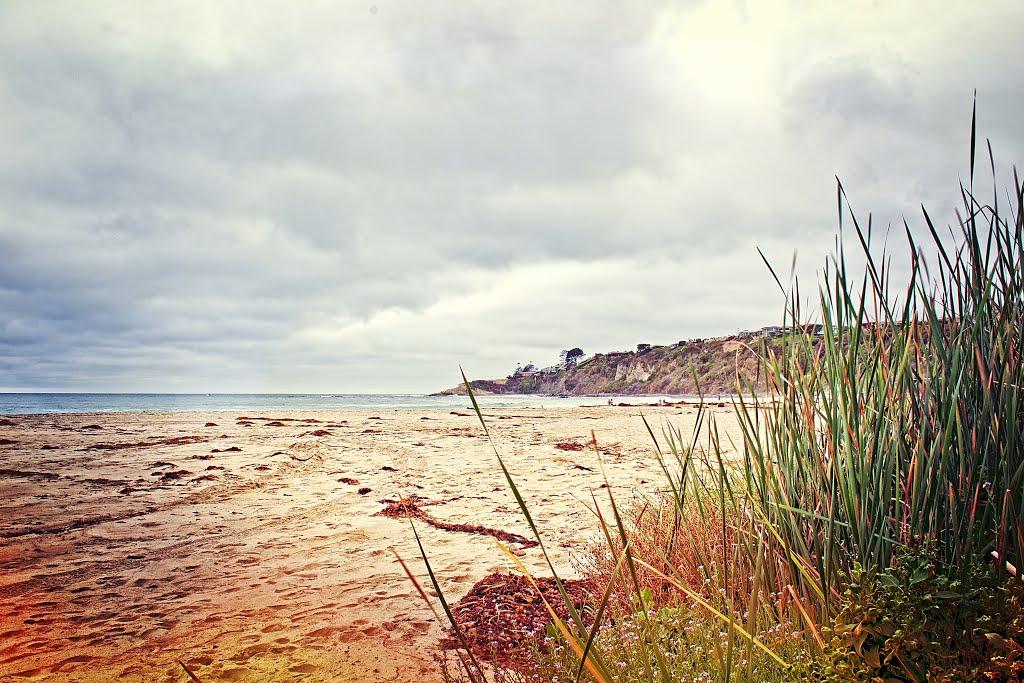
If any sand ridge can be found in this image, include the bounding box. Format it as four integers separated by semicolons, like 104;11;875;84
0;405;741;681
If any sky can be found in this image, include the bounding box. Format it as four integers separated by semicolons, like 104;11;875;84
1;1;1022;393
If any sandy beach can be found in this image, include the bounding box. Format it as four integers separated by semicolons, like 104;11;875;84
0;404;742;682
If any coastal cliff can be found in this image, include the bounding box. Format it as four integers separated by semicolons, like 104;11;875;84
435;328;802;396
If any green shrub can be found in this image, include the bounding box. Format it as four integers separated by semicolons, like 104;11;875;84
517;374;540;392
816;546;1024;681
521;599;812;683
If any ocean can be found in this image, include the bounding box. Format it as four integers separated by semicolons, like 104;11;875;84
0;393;683;415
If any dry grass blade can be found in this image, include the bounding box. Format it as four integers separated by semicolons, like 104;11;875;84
631;558;789;669
406;517;488;681
496;541;612;683
460;368;596;644
178;661;202;683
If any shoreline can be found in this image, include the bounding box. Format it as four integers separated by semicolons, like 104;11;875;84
0;393;733;418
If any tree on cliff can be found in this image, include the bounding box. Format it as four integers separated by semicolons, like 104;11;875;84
560;347;585;368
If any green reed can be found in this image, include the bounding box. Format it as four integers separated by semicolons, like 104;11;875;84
406;102;1022;681
735;100;1023;616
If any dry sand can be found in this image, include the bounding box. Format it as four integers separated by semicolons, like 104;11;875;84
0;404;743;682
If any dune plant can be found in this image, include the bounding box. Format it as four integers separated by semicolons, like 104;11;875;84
735;101;1024;618
403;102;1023;682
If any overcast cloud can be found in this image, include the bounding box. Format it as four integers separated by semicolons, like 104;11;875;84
1;1;1022;392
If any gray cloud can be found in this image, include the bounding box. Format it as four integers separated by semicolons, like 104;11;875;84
1;1;1022;391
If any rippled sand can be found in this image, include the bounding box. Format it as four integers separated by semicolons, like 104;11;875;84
0;404;741;681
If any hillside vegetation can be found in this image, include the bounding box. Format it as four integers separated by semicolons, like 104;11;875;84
436;330;795;396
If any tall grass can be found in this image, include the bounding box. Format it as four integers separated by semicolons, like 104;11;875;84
736;103;1024;616
407;105;1024;681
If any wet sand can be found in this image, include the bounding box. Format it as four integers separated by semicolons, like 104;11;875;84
0;405;741;681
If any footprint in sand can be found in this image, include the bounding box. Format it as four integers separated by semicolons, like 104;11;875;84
218;667;248;681
290;663;318;674
338;630;362;643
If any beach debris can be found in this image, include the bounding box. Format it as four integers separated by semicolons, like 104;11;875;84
380;465;398;472
86;436;207;451
82;477;129;487
362;428;381;434
298;428;333;437
554;440;585;451
159;469;192;481
0;418;17;426
445;572;592;669
0;468;58;480
358;487;372;495
571;463;594;472
337;477;359;485
450;411;470;416
375;496;538;548
0;438;18;446
81;424;103;430
211;446;242;453
264;421;287;427
600;441;623;457
40;444;59;450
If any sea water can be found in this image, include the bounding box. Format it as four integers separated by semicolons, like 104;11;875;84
0;392;696;415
